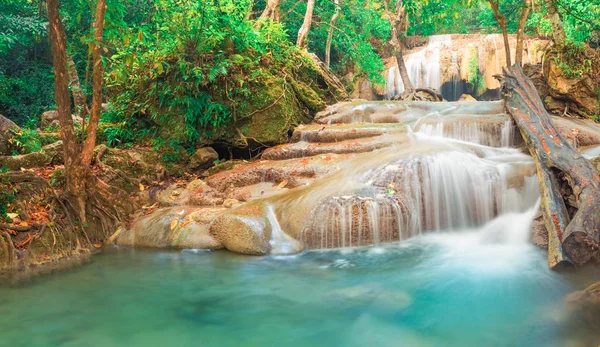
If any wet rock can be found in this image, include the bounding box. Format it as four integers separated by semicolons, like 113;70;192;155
117;207;224;249
458;94;477;102
222;199;240;208
189;147;218;170
531;217;548;249
209;205;271;255
203;160;245;177
565;281;600;326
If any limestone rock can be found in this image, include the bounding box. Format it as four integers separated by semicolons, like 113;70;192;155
40;110;83;128
531;217;548;249
546;58;599;118
0;141;63;170
565;281;600;327
209;205;271;255
189;147;218;170
222;198;240;208
0;114;19;155
458;94;477;102
116;206;223;249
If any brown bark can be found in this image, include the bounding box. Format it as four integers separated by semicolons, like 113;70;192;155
383;0;414;95
296;0;315;49
325;0;340;68
81;0;106;166
47;0;82;194
515;0;531;64
66;54;88;119
544;0;566;47
488;0;512;67
258;0;281;22
497;65;600;269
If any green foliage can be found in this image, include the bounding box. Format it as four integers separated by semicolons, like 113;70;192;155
104;0;338;149
0;1;54;126
50;167;65;187
552;42;596;79
9;128;42;155
467;46;485;94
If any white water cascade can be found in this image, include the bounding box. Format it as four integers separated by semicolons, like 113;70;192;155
385;35;452;98
300;103;540;249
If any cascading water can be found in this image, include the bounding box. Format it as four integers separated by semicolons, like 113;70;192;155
298;102;539;250
386;35;452;98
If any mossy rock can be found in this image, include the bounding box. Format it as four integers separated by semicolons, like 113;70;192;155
237;77;304;145
292;80;326;112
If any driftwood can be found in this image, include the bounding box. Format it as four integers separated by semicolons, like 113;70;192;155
497;65;600;269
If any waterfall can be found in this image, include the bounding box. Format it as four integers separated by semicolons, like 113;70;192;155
385;35;452;98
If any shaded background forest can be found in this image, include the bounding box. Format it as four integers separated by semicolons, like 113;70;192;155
1;0;598;152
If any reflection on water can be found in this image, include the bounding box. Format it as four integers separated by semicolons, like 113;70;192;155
1;232;599;346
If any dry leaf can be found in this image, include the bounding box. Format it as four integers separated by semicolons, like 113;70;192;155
19;221;28;227
177;209;185;215
6;213;18;219
139;183;145;192
170;219;179;230
277;179;288;189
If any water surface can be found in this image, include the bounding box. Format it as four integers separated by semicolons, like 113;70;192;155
1;231;599;347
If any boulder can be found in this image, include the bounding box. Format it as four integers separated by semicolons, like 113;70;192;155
40;110;83;128
116;206;224;250
531;217;548;249
0;114;19;155
188;147;218;170
209;205;272;255
0;141;63;170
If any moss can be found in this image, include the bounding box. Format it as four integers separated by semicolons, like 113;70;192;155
292;81;326;112
238;78;303;145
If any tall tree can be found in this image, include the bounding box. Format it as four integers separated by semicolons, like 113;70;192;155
296;0;315;48
544;0;566;47
46;0;107;221
383;0;414;95
514;0;531;64
325;0;341;68
259;0;281;22
487;0;512;67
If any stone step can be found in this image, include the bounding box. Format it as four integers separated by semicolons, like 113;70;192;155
291;123;405;143
262;134;404;160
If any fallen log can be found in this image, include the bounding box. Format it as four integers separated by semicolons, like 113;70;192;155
497;65;600;269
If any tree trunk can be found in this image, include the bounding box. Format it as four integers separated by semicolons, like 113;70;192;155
497;65;600;269
383;0;414;95
81;0;106;166
258;0;281;21
325;0;340;68
66;54;88;119
296;0;315;49
47;0;83;198
544;0;566;47
515;0;531;64
488;0;512;67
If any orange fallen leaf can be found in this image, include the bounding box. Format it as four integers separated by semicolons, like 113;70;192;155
277;179;288;189
170;219;179;230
